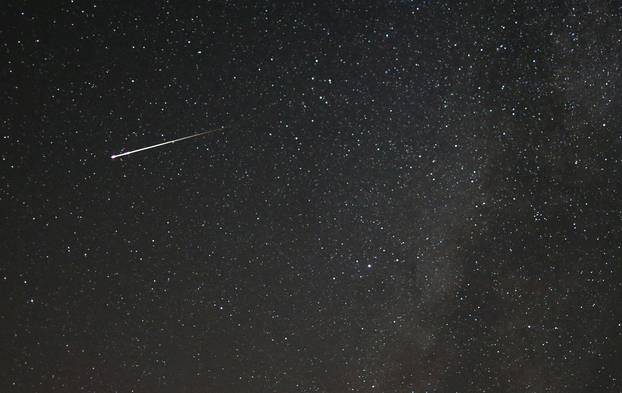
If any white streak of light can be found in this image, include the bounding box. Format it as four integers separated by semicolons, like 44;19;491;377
110;127;226;159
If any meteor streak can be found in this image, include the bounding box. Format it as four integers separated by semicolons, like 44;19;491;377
110;126;226;159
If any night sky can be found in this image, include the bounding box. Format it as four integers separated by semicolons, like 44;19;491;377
3;1;622;392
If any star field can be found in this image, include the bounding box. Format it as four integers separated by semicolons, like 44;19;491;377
2;1;622;392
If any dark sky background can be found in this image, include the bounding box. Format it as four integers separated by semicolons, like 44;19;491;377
2;1;622;392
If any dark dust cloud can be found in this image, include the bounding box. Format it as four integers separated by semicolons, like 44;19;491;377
2;1;622;392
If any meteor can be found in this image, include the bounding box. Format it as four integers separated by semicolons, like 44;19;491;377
110;126;226;159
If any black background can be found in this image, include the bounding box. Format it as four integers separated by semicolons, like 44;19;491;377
2;1;622;392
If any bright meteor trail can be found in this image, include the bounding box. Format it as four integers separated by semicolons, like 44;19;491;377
110;126;226;159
